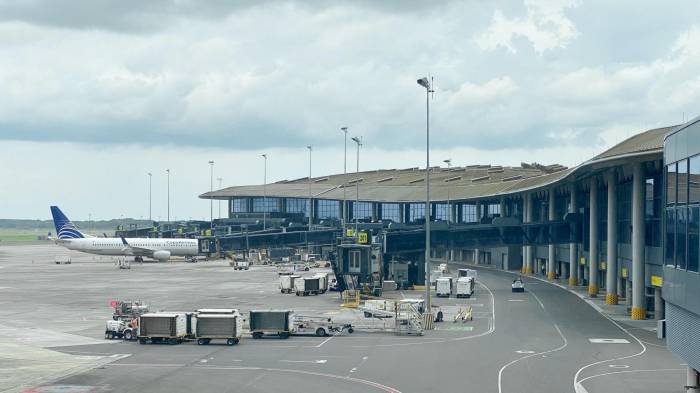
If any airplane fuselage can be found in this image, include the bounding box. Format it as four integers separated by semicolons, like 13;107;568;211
61;237;199;258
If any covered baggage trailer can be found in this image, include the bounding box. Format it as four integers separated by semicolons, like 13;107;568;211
436;277;453;297
456;276;475;298
313;272;329;293
295;276;321;296
195;312;242;345
138;313;188;344
458;268;478;279
249;310;293;339
279;274;301;294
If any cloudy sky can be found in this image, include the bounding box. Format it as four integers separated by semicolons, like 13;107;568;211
1;0;699;220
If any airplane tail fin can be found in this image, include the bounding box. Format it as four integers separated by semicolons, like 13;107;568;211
50;206;85;239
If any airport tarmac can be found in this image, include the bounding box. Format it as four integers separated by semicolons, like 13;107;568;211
0;244;686;393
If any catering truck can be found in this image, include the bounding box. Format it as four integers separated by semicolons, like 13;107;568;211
456;276;475;298
435;277;453;297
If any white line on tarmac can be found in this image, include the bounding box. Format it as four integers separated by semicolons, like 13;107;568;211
528;290;545;310
498;323;568;393
576;368;685;388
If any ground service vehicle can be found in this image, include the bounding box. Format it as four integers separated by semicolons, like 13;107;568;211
291;315;353;337
138;313;188;344
194;312;241;345
233;260;249;270
111;299;149;321
512;278;525;292
104;319;137;341
249;310;293;339
436;277;453;297
456;276;475;298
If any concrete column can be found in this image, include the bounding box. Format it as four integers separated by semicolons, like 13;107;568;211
548;188;556;280
525;193;534;274
606;171;619;305
654;287;664;320
569;184;578;286
631;163;646;320
589;177;599;297
500;198;506;218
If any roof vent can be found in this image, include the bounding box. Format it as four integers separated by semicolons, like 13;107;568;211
314;177;329;183
377;177;394;183
471;175;490;182
348;178;364;184
445;176;462;182
502;175;522;182
487;168;504;173
409;178;425;184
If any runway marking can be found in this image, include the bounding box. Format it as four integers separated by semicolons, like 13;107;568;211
576;368;685;389
515;350;535;354
528;290;545;310
588;338;630;344
507;299;524;302
609;364;629;369
279;359;327;364
498;323;568;393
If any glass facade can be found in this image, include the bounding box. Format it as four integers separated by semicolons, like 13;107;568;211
381;203;401;222
486;203;500;218
232;198;247;213
286;198;309;217
435;203;450;221
317;200;340;219
352;202;372;220
665;155;700;272
462;204;477;223
409;203;425;223
252;197;279;213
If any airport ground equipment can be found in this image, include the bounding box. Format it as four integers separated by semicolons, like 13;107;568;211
295;276;322;296
511;278;525;292
111;300;149;321
194;311;242;345
104;319;137;341
232;260;249;270
436;277;453;297
340;290;360;308
279;275;301;293
456;276;475;298
138;313;188;344
54;255;71;264
395;300;424;335
313;272;329;293
458;268;478;279
249;310;293;339
453;306;473;323
439;263;449;273
290;315;353;337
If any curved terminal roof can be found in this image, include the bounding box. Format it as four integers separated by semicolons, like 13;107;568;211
201;126;674;203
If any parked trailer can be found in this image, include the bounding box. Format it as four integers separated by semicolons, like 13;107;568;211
456;276;475;298
249;310;292;339
279;275;301;294
436;277;453;297
138;313;188;344
458;268;478;279
295;276;321;296
194;312;242;345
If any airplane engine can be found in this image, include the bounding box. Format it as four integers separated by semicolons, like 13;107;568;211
153;250;171;262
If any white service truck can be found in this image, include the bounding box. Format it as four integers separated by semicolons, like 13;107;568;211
456;276;475;298
436;277;453;297
233;260;249;270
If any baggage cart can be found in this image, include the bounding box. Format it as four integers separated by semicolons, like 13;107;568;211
249;310;293;339
195;312;242;345
138;313;188;344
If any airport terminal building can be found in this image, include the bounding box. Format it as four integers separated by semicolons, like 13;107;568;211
201;120;700;373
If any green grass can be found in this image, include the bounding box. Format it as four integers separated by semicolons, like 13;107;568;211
0;229;51;244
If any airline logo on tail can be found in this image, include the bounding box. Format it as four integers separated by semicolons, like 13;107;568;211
50;206;85;239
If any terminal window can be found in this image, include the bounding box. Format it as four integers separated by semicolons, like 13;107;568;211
252;197;279;213
317;200;340;219
232;198;247;213
349;250;361;273
352;202;372;220
462;204;477;223
435;203;450;221
409;203;425;223
381;203;400;222
286;198;309;217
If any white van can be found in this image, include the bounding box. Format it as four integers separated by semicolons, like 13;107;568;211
456;276;474;298
436;277;453;297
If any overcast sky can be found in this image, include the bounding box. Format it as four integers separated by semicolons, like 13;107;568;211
2;0;699;221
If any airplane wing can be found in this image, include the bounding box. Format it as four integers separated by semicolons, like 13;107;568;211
120;237;155;257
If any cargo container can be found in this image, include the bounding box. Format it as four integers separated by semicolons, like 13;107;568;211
458;268;478;279
194;312;242;345
295;276;321;296
279;275;300;294
436;277;453;297
138;313;188;344
249;310;293;339
313;273;329;293
456;277;474;298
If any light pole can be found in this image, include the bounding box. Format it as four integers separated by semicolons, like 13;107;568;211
148;172;152;221
217;177;223;219
417;76;434;313
307;146;312;230
443;159;451;223
208;161;214;232
351;136;362;238
341;127;348;236
166;169;170;222
262;154;268;230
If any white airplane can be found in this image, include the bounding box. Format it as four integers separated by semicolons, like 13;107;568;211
50;206;199;262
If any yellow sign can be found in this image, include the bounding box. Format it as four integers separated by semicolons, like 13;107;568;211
600;262;606;271
621;268;628;278
580;257;586;266
346;229;354;237
651;275;663;287
358;232;368;244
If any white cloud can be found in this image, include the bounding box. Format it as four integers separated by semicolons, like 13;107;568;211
474;0;580;54
447;76;519;106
